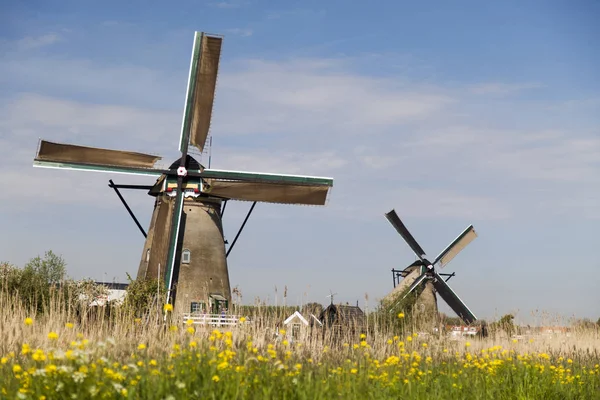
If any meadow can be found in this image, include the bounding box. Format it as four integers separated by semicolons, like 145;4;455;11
1;291;599;400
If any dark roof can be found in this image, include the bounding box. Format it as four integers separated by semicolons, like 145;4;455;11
168;155;203;170
319;304;366;327
94;282;129;290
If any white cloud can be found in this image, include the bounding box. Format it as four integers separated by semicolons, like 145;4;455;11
468;82;544;95
16;33;62;50
214;58;455;137
225;28;253;37
209;1;246;9
1;50;598;222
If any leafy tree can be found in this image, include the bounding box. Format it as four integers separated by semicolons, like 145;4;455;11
122;274;160;317
302;302;324;317
24;250;66;284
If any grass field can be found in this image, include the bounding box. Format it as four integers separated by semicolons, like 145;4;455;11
1;296;599;400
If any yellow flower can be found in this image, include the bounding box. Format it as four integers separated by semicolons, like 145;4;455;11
189;341;197;348
282;340;289;346
567;359;573;364
406;336;412;342
187;327;195;334
387;339;393;345
134;318;142;324
422;343;428;348
65;322;74;329
137;343;146;350
24;317;34;326
169;325;178;332
163;303;173;312
185;319;194;326
398;312;405;319
279;329;286;335
350;368;358;374
47;332;59;340
239;316;246;323
212;375;220;382
465;342;471;347
13;365;22;373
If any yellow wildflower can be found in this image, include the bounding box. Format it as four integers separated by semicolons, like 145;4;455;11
163;303;173;312
137;343;146;350
398;312;405;319
212;375;219;382
24;317;34;326
239;316;246;323
187;327;195;334
65;322;74;329
47;332;59;340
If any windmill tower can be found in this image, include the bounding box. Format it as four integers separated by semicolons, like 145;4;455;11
32;32;334;313
383;209;478;325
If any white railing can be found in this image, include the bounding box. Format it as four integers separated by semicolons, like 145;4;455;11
182;313;240;327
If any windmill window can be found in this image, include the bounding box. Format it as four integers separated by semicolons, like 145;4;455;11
190;302;205;314
182;249;191;264
145;249;150;262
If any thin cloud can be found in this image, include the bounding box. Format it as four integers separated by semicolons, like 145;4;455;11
468;82;544;95
16;33;62;50
209;1;246;9
225;28;254;37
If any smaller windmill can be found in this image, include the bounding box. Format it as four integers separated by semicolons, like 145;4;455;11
384;209;478;324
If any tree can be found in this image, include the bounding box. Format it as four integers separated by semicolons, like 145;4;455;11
302;302;324;316
496;314;515;336
24;250;66;284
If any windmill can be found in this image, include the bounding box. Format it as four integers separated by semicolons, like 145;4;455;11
384;209;478;324
32;32;334;313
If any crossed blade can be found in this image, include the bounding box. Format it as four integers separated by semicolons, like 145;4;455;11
385;209;478;324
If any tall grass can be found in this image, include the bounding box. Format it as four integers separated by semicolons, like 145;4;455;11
1;286;599;399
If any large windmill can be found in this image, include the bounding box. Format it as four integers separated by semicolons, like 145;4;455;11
383;209;478;324
32;32;334;313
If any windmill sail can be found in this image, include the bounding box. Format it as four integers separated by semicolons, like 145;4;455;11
164;182;185;305
179;32;222;154
34;141;164;176
433;225;477;268
402;272;428;299
432;272;477;324
385;210;427;260
204;181;330;205
35;140;162;169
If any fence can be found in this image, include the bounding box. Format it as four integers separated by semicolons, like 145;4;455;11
182;313;240;327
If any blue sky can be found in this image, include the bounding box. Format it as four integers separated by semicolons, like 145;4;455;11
1;1;599;324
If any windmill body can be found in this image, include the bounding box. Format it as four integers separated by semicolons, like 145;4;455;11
32;32;334;313
384;209;478;325
385;262;438;318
